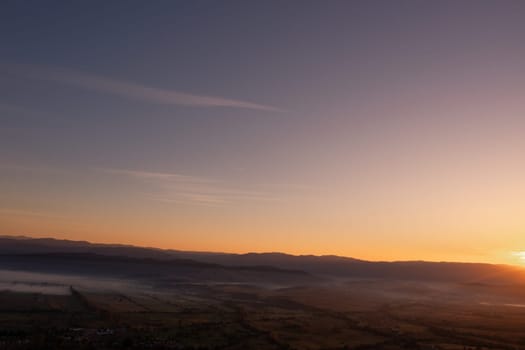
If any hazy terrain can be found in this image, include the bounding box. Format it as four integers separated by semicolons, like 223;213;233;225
1;236;525;349
2;236;524;284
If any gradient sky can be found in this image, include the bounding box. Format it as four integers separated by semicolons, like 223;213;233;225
1;1;525;265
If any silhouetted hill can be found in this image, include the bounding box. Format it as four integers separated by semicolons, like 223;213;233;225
0;236;178;260
1;236;524;284
0;251;314;285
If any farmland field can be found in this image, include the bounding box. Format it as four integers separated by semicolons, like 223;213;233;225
1;276;525;349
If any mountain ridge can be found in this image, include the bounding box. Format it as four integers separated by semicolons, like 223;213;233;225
0;235;498;265
1;235;524;285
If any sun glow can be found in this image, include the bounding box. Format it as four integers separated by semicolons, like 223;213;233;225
511;251;525;264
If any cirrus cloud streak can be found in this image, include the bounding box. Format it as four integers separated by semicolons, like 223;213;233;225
0;62;283;112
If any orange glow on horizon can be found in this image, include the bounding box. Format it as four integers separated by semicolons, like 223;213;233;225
2;209;523;267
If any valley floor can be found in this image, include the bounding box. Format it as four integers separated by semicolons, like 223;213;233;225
1;281;525;349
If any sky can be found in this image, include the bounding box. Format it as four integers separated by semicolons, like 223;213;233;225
1;1;525;265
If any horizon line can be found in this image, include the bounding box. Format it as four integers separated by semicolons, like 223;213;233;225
0;234;517;267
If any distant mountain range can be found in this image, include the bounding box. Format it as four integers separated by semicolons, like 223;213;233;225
1;235;524;285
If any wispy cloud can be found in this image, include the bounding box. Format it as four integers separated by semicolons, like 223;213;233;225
102;168;213;183
149;194;229;206
0;208;65;219
0;62;283;112
102;168;280;206
0;163;66;174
